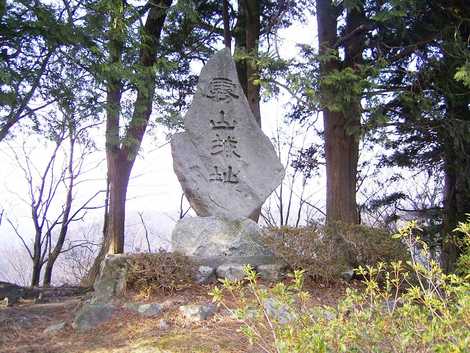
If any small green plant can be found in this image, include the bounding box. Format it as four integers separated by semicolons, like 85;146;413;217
213;221;470;353
455;215;470;279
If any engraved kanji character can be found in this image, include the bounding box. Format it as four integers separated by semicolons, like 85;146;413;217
223;166;239;184
208;166;239;184
210;110;236;129
208;166;223;182
205;77;239;102
210;134;241;159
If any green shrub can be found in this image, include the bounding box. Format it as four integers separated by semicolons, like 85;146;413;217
126;251;195;295
212;221;470;353
263;223;407;281
455;215;470;279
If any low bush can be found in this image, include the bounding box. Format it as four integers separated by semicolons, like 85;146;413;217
263;223;407;281
455;215;470;279
212;221;470;353
126;251;195;295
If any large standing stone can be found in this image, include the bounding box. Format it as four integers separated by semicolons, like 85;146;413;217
171;48;284;220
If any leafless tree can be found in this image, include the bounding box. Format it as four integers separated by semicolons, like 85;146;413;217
261;119;324;227
137;211;152;253
5;114;104;287
55;223;101;285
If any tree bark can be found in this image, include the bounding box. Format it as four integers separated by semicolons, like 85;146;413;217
43;133;76;286
222;0;231;49
234;0;261;127
441;94;470;272
244;0;261;126
106;154;132;254
234;0;262;222
31;257;42;287
84;0;171;285
317;0;363;225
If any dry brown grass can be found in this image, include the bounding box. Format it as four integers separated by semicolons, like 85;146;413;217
263;223;408;282
0;279;352;353
126;251;196;296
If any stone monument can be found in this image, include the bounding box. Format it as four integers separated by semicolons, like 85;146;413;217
170;48;285;280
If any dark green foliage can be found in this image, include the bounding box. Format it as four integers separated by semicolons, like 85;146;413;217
0;1;75;139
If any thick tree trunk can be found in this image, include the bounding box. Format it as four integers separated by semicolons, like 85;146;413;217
234;0;261;222
106;154;132;254
317;0;363;225
234;0;261;127
441;97;470;272
244;0;261;126
83;0;171;285
323;111;359;224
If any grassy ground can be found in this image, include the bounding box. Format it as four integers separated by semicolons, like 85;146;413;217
0;281;352;353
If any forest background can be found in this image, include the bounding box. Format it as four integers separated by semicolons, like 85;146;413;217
0;0;469;287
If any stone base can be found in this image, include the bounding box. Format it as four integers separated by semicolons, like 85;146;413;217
172;216;285;282
172;216;271;258
89;217;286;303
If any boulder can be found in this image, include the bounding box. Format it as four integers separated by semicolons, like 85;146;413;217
72;303;116;331
195;266;216;284
171;48;284;220
340;269;355;282
216;263;246;281
124;302;163;317
257;263;286;282
43;321;67;334
179;304;217;321
263;298;295;325
92;254;129;303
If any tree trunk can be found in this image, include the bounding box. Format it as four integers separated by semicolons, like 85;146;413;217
244;0;261;126
83;0;171;285
323;111;359;224
317;0;363;225
31;258;42;287
106;153;132;254
30;226;43;287
234;0;261;127
43;135;76;286
441;94;470;272
234;0;262;222
222;0;231;48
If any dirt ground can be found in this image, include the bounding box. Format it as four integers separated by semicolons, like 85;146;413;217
0;281;352;353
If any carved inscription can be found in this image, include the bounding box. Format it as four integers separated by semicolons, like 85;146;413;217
211;134;240;158
206;78;243;184
209;166;239;184
205;77;239;102
210;110;236;129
